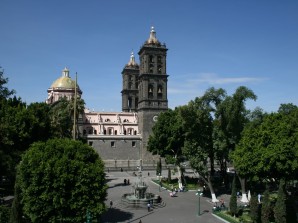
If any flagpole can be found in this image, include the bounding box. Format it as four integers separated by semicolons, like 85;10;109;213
73;72;77;140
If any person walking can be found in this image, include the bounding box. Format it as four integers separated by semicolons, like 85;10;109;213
110;200;113;208
147;202;151;212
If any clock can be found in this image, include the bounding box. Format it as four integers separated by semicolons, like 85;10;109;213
153;115;158;122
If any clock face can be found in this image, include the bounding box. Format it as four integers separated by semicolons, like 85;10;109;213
153;115;158;122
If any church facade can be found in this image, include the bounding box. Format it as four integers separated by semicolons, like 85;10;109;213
47;27;169;168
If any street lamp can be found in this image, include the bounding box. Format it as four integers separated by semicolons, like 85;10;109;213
196;189;203;216
159;173;161;191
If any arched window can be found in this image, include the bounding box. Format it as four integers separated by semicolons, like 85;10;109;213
148;84;153;98
134;130;137;135
158;65;162;74
149;55;154;63
94;130;97;135
149;64;154;73
108;128;113;135
128;97;132;108
157;56;162;63
157;85;163;98
83;129;87;135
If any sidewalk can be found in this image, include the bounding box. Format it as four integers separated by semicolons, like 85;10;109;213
101;170;226;223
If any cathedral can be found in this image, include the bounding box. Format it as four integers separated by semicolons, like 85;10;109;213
46;27;169;169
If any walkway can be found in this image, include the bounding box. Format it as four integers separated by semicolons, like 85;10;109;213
101;170;225;223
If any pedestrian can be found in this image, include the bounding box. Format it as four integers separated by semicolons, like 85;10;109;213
220;198;225;207
127;179;130;184
258;194;261;203
110;200;113;208
147;202;150;212
139;220;142;223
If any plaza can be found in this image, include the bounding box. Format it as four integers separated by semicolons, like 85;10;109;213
101;170;226;223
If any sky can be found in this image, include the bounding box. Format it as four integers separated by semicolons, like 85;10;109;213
1;0;297;113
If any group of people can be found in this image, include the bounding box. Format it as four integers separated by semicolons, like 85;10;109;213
169;185;185;197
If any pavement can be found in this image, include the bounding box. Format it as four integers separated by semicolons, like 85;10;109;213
101;170;227;223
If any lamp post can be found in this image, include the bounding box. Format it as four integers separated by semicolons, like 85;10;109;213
159;173;161;191
196;189;203;216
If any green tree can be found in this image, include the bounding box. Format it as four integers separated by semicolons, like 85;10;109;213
250;192;260;223
229;175;237;216
217;86;256;200
180;98;217;199
261;188;273;223
274;179;286;223
148;109;185;187
167;167;171;184
232;106;298;182
0;67;15;99
49;97;85;139
156;157;162;176
9;183;23;223
16;138;107;222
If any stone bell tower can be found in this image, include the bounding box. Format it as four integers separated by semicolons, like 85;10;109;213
121;52;139;112
137;26;169;160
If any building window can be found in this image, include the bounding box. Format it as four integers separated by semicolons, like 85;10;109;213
111;141;115;147
115;130;117;135
149;64;154;73
157;56;162;63
149;55;154;63
158;85;163;98
148;84;153;98
132;141;136;147
83;129;87;135
89;141;93;146
134;130;137;135
108;128;113;135
94;130;97;135
158;65;162;74
88;129;93;134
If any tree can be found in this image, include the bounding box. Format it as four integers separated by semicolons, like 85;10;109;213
232;106;298;182
249;192;260;223
261;188;273;223
156;157;162;176
229;175;237;217
274;179;286;223
180;98;218;201
49;97;85;139
217;86;257;202
147;109;185;188
0;67;15;99
16;138;107;222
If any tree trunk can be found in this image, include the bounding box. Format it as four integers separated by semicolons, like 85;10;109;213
176;165;183;189
238;176;249;203
197;173;219;203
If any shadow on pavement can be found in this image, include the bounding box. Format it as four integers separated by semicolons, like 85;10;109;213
101;208;134;222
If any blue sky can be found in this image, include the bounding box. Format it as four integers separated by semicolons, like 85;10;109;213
1;0;297;112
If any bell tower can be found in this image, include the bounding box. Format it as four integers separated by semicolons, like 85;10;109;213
121;52;139;112
138;26;168;160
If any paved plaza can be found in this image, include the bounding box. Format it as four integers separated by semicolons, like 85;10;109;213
101;170;226;223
